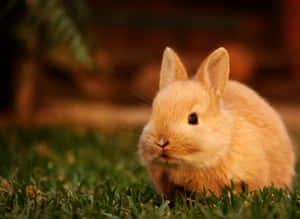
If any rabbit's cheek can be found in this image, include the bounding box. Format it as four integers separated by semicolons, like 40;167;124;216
139;148;159;165
138;140;162;165
144;144;161;156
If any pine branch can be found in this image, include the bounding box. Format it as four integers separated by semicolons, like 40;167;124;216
26;0;93;69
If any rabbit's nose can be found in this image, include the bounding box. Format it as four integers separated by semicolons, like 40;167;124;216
156;138;169;148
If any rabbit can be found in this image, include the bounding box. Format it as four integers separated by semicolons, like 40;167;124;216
138;47;295;199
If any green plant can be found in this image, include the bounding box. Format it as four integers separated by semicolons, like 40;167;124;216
0;127;299;218
1;0;93;69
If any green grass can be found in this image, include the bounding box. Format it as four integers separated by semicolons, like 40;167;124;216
0;127;299;218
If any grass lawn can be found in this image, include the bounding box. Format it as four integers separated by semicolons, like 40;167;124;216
0;127;299;218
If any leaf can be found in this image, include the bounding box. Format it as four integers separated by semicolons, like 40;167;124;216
102;212;120;219
158;200;170;216
26;0;93;69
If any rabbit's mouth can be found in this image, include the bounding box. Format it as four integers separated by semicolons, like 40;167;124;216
161;153;172;161
154;152;181;166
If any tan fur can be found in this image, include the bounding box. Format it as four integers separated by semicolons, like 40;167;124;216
138;47;295;199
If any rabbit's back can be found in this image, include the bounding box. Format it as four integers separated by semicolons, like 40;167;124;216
223;80;295;188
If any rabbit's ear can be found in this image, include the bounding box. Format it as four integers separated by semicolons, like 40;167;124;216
195;47;229;97
159;47;188;90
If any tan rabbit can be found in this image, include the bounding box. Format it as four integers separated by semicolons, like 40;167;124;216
138;47;295;199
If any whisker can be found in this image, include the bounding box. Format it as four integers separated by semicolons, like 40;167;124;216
127;88;153;106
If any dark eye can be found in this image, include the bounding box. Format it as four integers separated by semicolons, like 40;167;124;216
188;113;198;125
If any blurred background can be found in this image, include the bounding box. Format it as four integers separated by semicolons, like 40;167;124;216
1;0;300;131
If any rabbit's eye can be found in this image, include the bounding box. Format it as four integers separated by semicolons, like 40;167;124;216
188;113;198;125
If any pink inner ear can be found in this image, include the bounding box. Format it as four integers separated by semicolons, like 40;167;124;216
159;48;188;89
206;51;229;95
208;55;225;86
